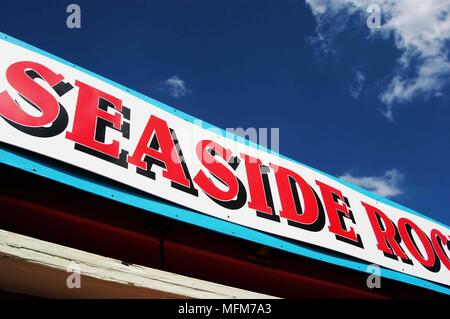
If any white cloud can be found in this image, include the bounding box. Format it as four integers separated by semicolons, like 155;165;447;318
339;169;404;198
349;69;366;98
306;0;450;120
160;75;191;98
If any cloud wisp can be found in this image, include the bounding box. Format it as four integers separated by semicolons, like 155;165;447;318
306;0;450;121
339;169;404;198
160;75;191;98
349;69;366;99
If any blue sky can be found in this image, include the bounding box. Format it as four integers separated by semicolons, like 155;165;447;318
1;0;450;225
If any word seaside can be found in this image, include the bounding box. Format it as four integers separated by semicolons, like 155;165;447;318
0;35;449;288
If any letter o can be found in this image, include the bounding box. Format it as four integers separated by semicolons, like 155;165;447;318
398;218;437;270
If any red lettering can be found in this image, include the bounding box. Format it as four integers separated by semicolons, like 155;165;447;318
0;61;63;127
431;229;450;271
316;181;362;247
362;202;410;261
270;164;321;228
398;218;437;269
241;154;274;216
66;81;123;158
128;115;190;187
193;140;238;202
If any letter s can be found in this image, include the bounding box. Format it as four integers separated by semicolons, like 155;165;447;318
0;61;71;137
